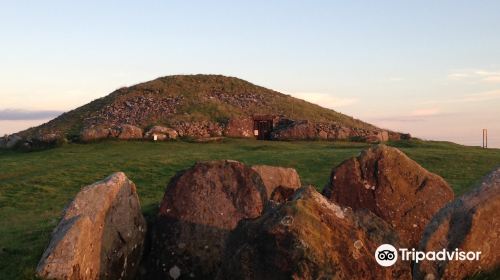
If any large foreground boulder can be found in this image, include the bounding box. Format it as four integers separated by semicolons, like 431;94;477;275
414;167;500;280
323;145;454;248
268;185;298;204
251;165;302;197
217;186;411;280
36;172;147;280
146;160;268;279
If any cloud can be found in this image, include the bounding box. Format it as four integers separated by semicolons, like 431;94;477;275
448;73;471;79
448;69;500;83
383;77;404;82
410;108;440;117
290;92;358;109
367;117;426;123
368;108;445;123
422;89;500;105
475;70;500;83
0;109;63;120
461;89;500;102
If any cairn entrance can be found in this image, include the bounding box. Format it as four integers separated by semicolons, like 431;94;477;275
253;115;274;140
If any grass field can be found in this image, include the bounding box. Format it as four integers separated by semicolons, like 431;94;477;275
1;139;499;279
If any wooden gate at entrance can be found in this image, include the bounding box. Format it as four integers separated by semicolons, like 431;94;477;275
254;119;273;140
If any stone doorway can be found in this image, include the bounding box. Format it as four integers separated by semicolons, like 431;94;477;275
253;119;273;140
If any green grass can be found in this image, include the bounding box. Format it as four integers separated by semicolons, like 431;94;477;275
0;139;499;279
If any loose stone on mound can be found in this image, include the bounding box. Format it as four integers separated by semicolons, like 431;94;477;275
414;167;500;280
0;134;22;149
80;127;111;142
117;124;143;140
36;172;146;280
223;117;254;138
322;145;454;248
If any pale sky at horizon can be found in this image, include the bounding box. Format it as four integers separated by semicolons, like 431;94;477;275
1;0;499;147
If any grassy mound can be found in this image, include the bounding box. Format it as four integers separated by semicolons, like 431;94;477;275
17;75;377;140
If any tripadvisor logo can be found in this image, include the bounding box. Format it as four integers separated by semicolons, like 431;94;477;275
374;244;481;267
375;244;398;267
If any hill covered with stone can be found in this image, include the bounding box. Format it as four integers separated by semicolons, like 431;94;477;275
2;74;409;149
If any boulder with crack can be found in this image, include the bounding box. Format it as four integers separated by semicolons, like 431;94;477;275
36;172;146;280
217;186;411;280
145;160;268;279
323;145;454;248
414;167;500;280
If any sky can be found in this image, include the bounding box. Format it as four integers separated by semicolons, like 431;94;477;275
1;0;499;147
